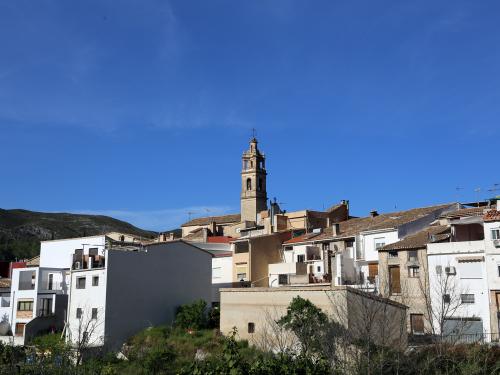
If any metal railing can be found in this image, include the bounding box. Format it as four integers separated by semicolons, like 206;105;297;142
440;332;500;344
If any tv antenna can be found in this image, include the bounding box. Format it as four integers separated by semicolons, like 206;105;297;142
455;186;463;202
487;183;499;194
474;187;482;206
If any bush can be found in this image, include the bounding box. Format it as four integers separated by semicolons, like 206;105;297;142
175;300;208;330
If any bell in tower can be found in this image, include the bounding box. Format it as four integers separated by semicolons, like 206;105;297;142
240;137;268;223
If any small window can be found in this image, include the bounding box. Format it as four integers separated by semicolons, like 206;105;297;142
375;238;386;251
246;178;252;191
388;251;398;258
436;265;442;275
284;246;293;251
278;274;288;285
461;294;475;304
408;251;418;262
408;266;420;278
258;178;263;191
76;277;86;289
248;322;255;334
92;276;99;286
317;266;321;272
76;308;82;319
443;294;450;304
91;308;98;320
491;229;500;240
410;314;424;335
297;254;305;263
322;242;330;251
17;300;33;311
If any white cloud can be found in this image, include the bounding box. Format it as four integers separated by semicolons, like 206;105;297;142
72;205;236;231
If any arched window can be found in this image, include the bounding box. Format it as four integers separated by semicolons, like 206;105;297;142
250;160;254;168
258;178;263;191
246;178;252;191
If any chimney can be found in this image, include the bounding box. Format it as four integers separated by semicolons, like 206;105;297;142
370;210;379;217
210;221;217;235
332;223;340;236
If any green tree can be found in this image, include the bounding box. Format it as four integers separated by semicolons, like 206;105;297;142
277;296;328;356
175;300;208;331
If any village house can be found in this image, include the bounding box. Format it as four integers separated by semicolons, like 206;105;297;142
66;240;212;350
269;203;460;291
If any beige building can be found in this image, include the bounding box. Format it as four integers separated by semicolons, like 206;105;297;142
378;225;451;336
220;286;407;349
232;232;292;287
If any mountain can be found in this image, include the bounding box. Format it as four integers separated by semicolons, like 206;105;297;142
0;209;158;261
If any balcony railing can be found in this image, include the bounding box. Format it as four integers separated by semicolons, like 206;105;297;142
18;282;35;290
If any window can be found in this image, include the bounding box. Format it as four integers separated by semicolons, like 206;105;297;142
17;300;33;311
76;277;86;289
436;265;442;275
374;238;386;250
248;322;255;334
389;266;401;294
91;308;98;320
278;274;288;285
76;308;82;319
236;264;248;281
458;262;482;279
48;274;54;290
317;265;321;272
408;266;420;278
92;276;99;286
212;267;221;279
408;251;418;262
443;294;450;304
461;294;475;304
498;265;500;277
388;250;398;258
297;254;305;263
491;229;500;240
258;178;263;191
246;178;252;191
322;242;330;251
410;314;424;335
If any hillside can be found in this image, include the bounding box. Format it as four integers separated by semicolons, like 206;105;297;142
0;209;158;261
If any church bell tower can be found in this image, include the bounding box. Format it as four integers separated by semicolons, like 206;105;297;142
240;137;268;223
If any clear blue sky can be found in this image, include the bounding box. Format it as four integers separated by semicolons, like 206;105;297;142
1;1;499;231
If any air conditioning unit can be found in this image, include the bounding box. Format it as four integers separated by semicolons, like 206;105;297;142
493;239;500;248
445;266;456;275
74;261;81;270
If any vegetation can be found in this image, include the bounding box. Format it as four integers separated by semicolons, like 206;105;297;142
0;298;499;374
0;208;159;261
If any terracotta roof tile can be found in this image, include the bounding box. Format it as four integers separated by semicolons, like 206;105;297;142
0;278;11;289
381;225;450;251
441;207;486;219
181;213;241;227
484;210;500;222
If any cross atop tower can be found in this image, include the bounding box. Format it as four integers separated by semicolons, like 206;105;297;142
251;128;257;139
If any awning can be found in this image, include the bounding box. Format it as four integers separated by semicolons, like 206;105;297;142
456;256;484;263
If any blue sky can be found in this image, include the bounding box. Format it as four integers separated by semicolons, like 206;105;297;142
1;0;499;231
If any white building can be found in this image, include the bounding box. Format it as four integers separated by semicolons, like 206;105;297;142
66;240;212;350
187;240;233;305
426;202;500;342
269;204;458;291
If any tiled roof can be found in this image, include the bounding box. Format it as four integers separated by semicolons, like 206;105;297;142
380;225;450;251
26;255;40;267
441;207;486;219
0;278;11;289
284;203;457;244
207;236;233;244
181;213;241;227
284;232;322;244
484;210;500;222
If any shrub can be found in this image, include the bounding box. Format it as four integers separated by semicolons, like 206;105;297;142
175;300;208;330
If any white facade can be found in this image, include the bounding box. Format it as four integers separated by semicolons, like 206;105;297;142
427;241;490;340
40;235;106;269
211;255;233;303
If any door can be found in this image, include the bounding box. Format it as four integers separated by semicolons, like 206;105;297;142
15;323;25;337
389;266;401;294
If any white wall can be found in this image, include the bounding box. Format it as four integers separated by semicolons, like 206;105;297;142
67;268;107;347
212;256;233;303
40;236;106;269
427;242;490;336
359;230;398;262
